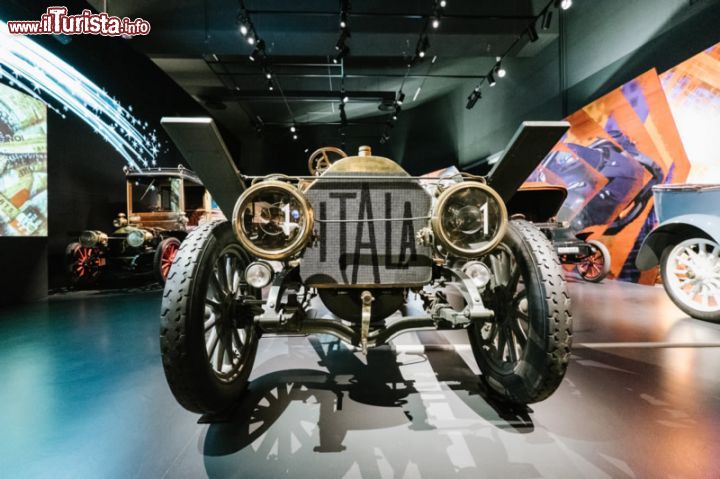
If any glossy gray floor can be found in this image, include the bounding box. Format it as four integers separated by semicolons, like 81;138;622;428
1;280;720;478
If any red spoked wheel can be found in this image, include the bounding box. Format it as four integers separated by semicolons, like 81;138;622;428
154;237;181;284
576;240;611;283
66;242;103;286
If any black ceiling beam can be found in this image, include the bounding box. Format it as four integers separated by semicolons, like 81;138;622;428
198;88;396;103
246;10;535;21
212;71;486;80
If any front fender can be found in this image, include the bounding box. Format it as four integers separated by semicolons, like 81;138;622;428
636;214;720;270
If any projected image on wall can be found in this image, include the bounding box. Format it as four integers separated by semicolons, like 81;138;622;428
0;82;47;236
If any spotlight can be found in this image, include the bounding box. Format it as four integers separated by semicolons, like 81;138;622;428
392;113;398;121
466;87;481;109
495;62;506;78
240;24;248;36
527;24;539;42
292;134;298;141
440;0;447;7
417;36;429;58
342;95;349;103
266;72;272;79
267;80;274;91
560;0;572;10
247;35;255;45
487;71;496;87
396;91;406;105
340;12;348;29
334;46;349;63
290;125;296;133
249;49;259;62
432;17;440;29
542;10;553;30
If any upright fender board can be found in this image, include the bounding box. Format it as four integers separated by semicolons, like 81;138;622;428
160;117;245;219
483;121;570;202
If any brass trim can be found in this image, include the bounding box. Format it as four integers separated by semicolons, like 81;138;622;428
232;180;314;261
431;181;508;258
307;146;348;175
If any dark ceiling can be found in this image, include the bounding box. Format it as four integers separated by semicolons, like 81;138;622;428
80;0;559;170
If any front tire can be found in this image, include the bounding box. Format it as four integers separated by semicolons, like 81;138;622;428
160;221;260;414
660;238;720;322
468;220;572;404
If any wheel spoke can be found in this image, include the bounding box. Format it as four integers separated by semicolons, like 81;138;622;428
232;328;244;352
506;327;518;362
225;255;234;293
510;318;527;346
204;316;216;332
215;335;226;371
206;328;220;357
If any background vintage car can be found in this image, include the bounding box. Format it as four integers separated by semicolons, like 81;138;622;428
636;184;720;321
508;182;612;283
65;166;223;286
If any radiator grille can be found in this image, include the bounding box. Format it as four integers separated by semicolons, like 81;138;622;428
301;174;433;287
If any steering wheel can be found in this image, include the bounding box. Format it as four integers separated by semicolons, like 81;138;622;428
307;147;348;176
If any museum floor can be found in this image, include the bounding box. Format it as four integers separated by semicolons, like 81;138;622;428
1;279;719;479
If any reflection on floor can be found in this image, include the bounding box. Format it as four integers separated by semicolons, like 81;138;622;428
1;280;719;478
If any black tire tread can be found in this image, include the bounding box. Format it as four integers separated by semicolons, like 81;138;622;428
514;220;573;402
159;220;227;413
474;219;573;404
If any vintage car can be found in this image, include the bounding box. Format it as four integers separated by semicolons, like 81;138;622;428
508;183;611;282
157;118;573;417
66;166;220;286
637;184;720;321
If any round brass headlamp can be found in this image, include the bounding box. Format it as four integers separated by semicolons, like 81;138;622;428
232;180;314;260
431;181;508;257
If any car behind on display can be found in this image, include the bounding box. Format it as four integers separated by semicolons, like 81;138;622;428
66;166;222;286
637;184;720;321
157;118;573;418
508;183;611;283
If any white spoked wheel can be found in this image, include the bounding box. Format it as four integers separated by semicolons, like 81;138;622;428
661;238;720;322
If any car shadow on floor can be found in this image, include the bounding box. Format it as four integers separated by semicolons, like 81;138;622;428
202;335;534;460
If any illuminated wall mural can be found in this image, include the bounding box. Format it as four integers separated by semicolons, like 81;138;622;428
0;21;161;171
660;43;720;184
530;41;720;283
0;82;47;236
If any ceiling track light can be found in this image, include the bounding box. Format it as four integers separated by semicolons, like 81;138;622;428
487;71;496;87
527;23;539;42
340;11;348;29
439;0;447;7
290;125;296;133
334;46;349;64
466;87;481;109
396;91;406;105
417;36;430;59
542;10;553;30
558;0;572;10
495;62;506;78
267;80;274;91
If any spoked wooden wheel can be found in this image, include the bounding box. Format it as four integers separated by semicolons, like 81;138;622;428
154;237;181;284
661;238;720;322
576;240;610;283
66;242;102;285
160;221;261;414
477;243;530;368
307;147;347;175
204;244;257;382
468;220;572;405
